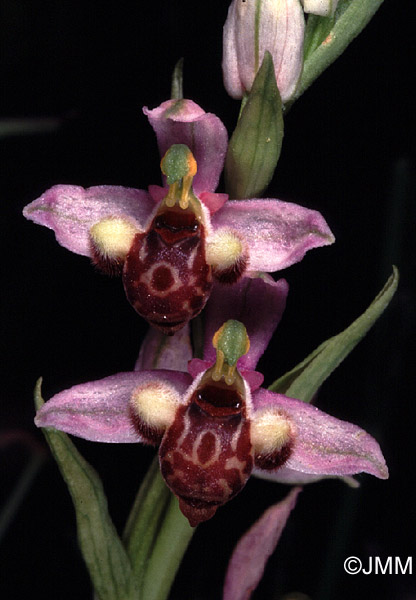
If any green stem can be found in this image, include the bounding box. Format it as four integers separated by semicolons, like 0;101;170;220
123;456;195;600
289;0;384;106
140;492;194;600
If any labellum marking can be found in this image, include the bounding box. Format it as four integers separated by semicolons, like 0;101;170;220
159;376;253;526
123;206;212;334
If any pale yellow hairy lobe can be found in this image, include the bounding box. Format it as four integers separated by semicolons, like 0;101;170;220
206;230;243;269
90;217;137;260
251;408;292;454
129;381;181;430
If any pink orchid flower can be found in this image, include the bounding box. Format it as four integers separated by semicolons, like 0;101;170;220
35;276;387;527
23;99;334;334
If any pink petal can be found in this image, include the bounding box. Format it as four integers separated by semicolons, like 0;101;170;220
211;199;335;272
253;389;389;479
203;276;288;371
23;185;154;256
223;487;301;600
135;325;193;372
35;371;192;443
199;192;229;215
143;99;228;195
241;370;264;392
187;358;212;379
148;184;167;204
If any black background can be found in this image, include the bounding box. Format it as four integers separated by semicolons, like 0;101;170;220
1;2;415;599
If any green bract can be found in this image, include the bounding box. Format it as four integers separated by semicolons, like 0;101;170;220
225;52;284;200
270;267;399;402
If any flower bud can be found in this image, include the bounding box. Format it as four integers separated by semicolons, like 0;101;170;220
301;0;339;17
223;0;305;104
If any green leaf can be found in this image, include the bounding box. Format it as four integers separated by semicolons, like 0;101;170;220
269;266;399;402
34;379;138;600
123;456;194;600
225;51;284;200
291;0;384;105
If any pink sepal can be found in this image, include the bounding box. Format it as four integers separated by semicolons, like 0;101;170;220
144;99;228;195
203;277;288;371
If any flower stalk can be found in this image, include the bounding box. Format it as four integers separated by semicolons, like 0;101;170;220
123;456;194;600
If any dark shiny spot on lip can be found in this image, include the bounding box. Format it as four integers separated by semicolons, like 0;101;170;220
151;266;174;291
195;383;242;417
153;210;200;243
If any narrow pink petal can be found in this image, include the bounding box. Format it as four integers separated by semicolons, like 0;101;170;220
223;487;301;600
241;370;264;392
23;185;154;256
199;192;228;215
135;325;192;372
211;199;335;272
253;389;389;479
203;276;288;371
35;371;192;443
144;99;228;195
148;184;168;204
187;358;212;379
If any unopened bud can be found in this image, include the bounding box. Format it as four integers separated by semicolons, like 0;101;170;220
301;0;339;17
222;0;305;104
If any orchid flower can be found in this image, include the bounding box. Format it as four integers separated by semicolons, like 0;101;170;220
34;276;387;527
23;99;334;334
